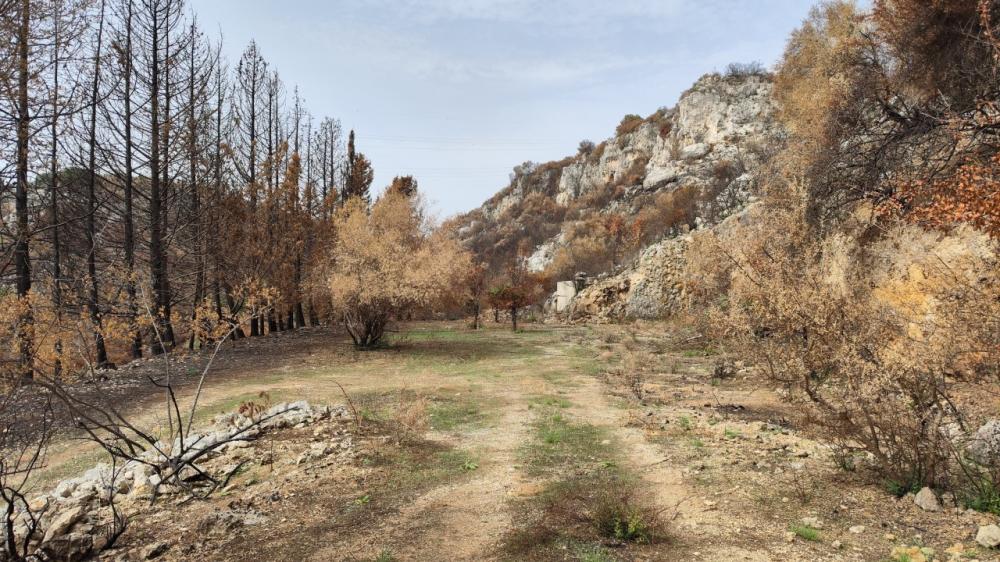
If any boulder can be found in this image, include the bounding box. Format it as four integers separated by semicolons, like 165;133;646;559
967;420;1000;465
913;487;941;512
41;532;93;561
977;524;1000;548
42;506;85;543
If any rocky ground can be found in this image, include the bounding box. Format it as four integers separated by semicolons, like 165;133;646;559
7;321;1000;561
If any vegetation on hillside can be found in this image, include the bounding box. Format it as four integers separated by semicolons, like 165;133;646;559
686;0;1000;500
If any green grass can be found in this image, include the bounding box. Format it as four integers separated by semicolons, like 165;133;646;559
790;524;820;542
373;549;397;562
681;347;717;358
530;395;572;409
677;415;693;431
428;395;492;431
960;478;1000;515
523;412;611;474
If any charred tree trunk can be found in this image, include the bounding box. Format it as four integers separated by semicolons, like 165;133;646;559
86;0;111;369
15;0;33;378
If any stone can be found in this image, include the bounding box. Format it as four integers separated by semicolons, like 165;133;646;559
41;531;93;561
848;525;865;534
801;516;823;529
553;281;577;313
142;541;170;559
967;420;1000;465
681;143;711;160
976;524;1000;548
914;487;941;512
43;506;85;543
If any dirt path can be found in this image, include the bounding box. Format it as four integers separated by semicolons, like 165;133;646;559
324;384;535;561
48;322;979;562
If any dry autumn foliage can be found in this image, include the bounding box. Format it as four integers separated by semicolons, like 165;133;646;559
886;153;1000;239
325;192;471;348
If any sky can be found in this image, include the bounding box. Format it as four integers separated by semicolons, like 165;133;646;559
188;0;823;217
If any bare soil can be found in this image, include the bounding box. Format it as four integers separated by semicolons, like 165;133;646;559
22;321;1000;561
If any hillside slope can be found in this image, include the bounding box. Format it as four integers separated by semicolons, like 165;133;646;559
455;71;779;290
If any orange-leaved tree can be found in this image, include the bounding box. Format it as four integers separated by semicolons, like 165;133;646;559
326;192;471;348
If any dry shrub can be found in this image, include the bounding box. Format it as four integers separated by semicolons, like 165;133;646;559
609;347;656;402
615;114;645;138
503;471;668;555
712;186;1000;491
683;229;732;308
391;392;429;444
611;155;650;189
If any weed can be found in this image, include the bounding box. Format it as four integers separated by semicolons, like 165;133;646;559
501;471;667;557
354;494;371;506
789;524;820;541
461;460;479;472
884;479;920;499
677;416;693;431
689;438;705;449
373;549;397;562
960;478;1000;515
724;427;741;440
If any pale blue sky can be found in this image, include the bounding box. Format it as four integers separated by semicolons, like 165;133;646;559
189;0;822;216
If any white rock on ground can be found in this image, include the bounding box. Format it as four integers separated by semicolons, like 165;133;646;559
914;487;941;512
976;524;1000;548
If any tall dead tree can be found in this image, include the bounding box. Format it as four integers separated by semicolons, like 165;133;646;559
85;0;111;368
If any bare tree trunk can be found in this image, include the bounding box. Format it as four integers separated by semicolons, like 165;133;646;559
15;0;33;379
49;1;63;376
159;5;175;349
187;20;204;351
86;0;111;369
149;1;171;355
122;0;142;359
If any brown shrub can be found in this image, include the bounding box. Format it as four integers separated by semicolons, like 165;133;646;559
615;114;645;137
712;186;1000;492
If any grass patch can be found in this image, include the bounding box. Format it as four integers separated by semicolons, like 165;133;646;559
789;524;820;542
522;411;611;474
530;396;572;409
501;469;668;559
428;395;491;431
960;478;1000;515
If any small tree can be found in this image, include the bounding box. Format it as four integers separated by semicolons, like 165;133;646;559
327;193;471;348
465;263;487;330
490;257;544;332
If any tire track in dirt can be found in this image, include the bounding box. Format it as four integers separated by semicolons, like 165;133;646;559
317;385;534;561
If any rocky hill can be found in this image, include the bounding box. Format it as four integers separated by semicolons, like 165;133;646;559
455;71;779;308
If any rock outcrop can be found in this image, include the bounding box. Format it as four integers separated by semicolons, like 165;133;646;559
457;71;777;319
569;236;689;320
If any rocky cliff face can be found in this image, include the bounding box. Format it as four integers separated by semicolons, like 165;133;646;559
456;71;778;319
